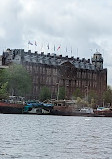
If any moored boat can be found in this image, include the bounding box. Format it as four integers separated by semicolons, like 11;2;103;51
23;101;53;115
0;102;24;114
51;100;95;117
0;96;25;114
94;107;112;117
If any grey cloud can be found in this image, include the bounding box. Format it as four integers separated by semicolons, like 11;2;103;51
0;0;112;85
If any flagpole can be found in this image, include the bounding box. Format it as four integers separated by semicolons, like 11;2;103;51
47;43;49;53
66;46;67;53
28;41;33;51
57;45;61;55
59;45;61;55
71;47;72;57
77;48;78;57
54;45;55;53
41;44;43;52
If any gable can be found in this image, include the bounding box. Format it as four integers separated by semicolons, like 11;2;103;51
60;61;74;67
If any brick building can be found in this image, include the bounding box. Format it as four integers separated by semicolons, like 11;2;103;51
2;49;107;101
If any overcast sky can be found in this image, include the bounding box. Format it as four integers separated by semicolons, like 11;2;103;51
0;0;112;85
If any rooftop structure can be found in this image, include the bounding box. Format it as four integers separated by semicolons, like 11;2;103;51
2;49;104;70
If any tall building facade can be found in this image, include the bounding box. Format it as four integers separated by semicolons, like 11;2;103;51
2;49;107;101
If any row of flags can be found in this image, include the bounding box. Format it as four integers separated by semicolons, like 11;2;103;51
28;41;37;46
28;41;61;51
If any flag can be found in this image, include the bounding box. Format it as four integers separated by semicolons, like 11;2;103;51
47;43;49;49
71;47;72;54
28;41;33;45
57;45;61;51
54;45;55;51
35;41;37;46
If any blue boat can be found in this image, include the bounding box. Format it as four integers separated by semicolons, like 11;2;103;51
23;101;53;114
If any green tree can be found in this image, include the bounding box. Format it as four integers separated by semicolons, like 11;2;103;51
39;86;51;101
58;87;65;100
90;98;96;109
0;82;9;100
0;69;9;99
76;97;88;108
0;69;6;85
73;88;82;99
88;90;97;104
3;64;32;96
103;85;112;106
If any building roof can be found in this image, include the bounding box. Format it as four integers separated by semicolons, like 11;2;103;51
2;49;100;71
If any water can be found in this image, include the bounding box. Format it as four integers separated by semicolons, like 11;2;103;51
0;114;112;159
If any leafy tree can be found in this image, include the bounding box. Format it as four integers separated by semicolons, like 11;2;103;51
90;98;96;109
39;86;51;101
58;87;65;100
0;69;9;99
0;69;6;85
73;88;82;99
0;82;9;100
2;64;32;96
103;85;112;106
76;97;88;108
88;90;97;104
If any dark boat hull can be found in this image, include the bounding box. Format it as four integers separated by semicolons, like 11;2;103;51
51;106;106;117
51;109;95;117
0;106;23;114
0;102;24;114
94;110;112;117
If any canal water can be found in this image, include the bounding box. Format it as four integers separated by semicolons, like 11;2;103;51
0;114;112;159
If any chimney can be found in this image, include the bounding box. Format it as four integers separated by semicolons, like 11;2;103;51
28;50;31;54
41;52;44;56
88;59;90;63
35;51;38;54
47;53;50;57
77;57;79;61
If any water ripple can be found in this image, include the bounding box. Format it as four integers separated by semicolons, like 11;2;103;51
0;114;112;159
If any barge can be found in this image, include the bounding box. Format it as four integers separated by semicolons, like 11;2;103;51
94;107;112;117
23;101;53;115
51;100;95;117
0;102;24;114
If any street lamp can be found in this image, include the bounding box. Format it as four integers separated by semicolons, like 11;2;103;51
85;86;88;102
103;99;104;107
56;83;59;101
65;84;69;99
